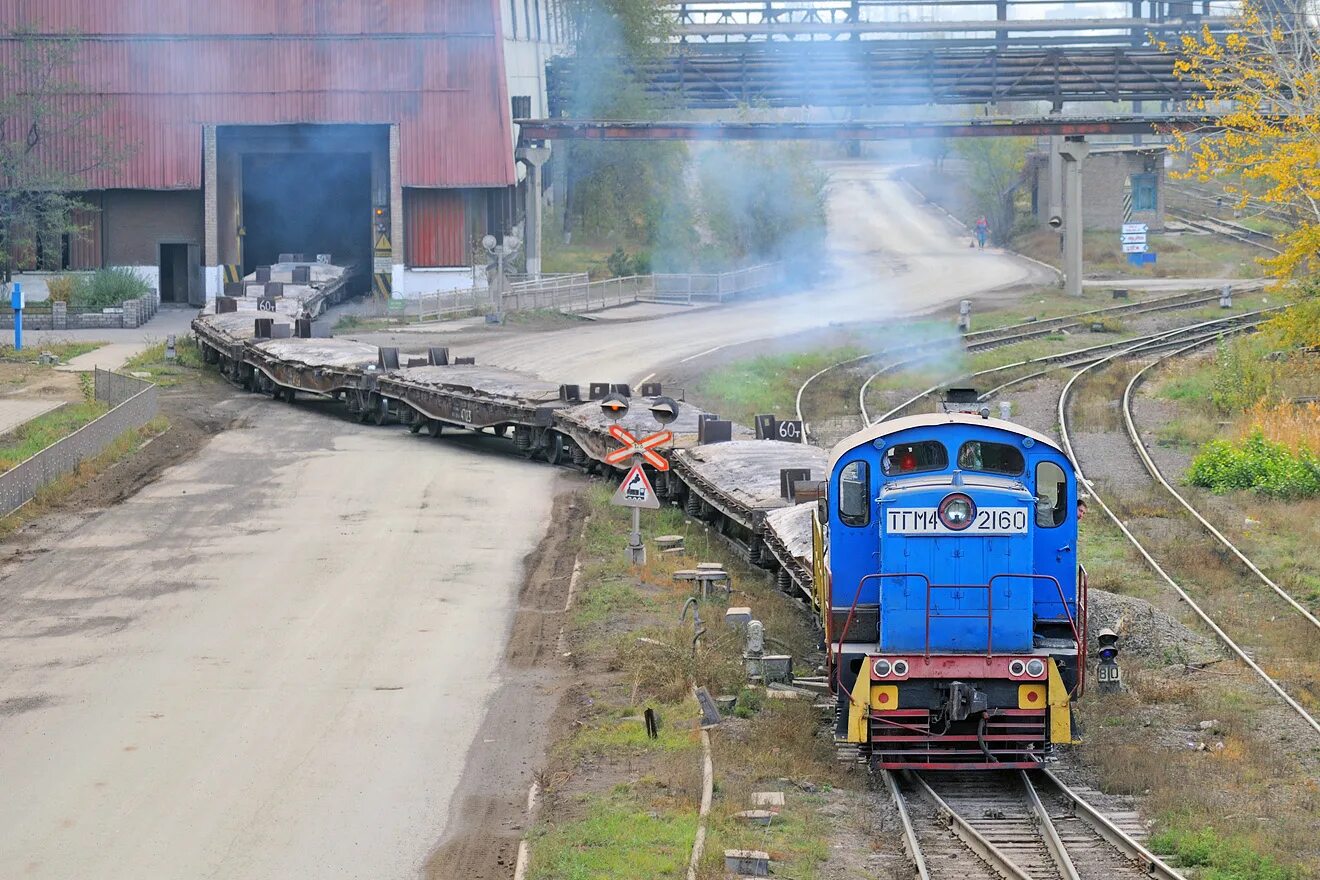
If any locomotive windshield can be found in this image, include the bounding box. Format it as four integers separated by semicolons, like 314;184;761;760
957;440;1024;475
881;441;947;475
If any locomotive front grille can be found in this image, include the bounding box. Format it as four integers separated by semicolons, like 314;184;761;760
867;708;1047;770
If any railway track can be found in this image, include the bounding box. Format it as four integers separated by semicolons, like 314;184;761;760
868;306;1272;425
1166;208;1281;254
1057;331;1320;738
1122;345;1320;632
795;288;1233;440
886;769;1185;880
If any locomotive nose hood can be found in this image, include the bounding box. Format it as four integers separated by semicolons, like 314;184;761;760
877;471;1036;653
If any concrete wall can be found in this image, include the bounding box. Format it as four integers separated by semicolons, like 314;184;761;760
391;266;484;298
1035;151;1165;232
103;190;205;265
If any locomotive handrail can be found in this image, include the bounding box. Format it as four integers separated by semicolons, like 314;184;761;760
834;572;931;697
987;573;1079;693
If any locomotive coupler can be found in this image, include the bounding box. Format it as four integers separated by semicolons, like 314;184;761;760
940;681;989;722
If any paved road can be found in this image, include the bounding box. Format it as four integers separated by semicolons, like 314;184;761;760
353;163;1047;385
0;161;1036;880
0;401;556;879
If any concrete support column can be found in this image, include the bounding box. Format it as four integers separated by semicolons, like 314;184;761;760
388;125;404;298
1060;138;1090;298
203;125;221;299
516;145;551;278
52;300;66;330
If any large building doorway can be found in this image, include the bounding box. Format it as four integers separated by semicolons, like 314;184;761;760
158;242;202;305
216;125;388;288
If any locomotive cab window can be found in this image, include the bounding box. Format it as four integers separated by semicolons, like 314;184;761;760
957;441;1025;476
881;441;948;476
839;461;870;527
1035;461;1068;527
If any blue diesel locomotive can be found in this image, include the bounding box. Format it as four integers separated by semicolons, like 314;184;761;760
810;407;1086;769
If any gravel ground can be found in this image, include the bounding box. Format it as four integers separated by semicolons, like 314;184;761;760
1087;587;1221;666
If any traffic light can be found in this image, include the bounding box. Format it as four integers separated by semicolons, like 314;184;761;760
1096;627;1121;693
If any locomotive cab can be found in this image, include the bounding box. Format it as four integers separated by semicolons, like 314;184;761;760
816;412;1085;770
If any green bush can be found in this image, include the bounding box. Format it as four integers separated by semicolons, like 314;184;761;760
70;267;151;309
1188;430;1320;498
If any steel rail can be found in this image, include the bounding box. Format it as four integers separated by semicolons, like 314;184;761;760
1037;770;1187;880
905;772;1035;880
882;770;932;880
1019;771;1081;880
1056;332;1320;737
1167;209;1282;254
1121;344;1320;631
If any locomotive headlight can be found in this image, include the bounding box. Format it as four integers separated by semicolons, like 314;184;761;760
874;659;892;677
938;493;976;530
1008;659;1026;676
1025;658;1046;678
892;659;909;677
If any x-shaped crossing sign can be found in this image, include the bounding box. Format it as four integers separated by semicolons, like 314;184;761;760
605;424;672;471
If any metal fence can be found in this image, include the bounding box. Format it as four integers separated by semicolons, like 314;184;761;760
0;369;159;517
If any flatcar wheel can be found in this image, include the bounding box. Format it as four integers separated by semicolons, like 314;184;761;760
372;396;389;426
284;387;296;404
685;493;702;517
776;569;792;593
546;433;566;466
355;392;370;423
409;415;424;434
428;419;444;438
748;539;762;565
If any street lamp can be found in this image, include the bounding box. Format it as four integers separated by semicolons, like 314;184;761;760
481;233;522;323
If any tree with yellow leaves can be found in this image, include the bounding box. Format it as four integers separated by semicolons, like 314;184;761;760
1161;1;1320;280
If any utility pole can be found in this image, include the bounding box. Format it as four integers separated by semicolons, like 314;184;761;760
1060;138;1089;298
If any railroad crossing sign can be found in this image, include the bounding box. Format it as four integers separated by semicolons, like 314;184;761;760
611;464;661;509
605;424;672;471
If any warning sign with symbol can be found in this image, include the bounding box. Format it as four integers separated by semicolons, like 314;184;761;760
611;464;661;509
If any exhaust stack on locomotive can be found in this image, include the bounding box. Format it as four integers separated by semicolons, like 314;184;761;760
813;407;1085;769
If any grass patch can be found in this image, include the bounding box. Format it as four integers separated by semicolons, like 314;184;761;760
697;348;861;426
528;793;697;880
0;400;109;473
0;415;169;535
0;341;104;364
1150;825;1299;880
1015;228;1265;279
121;337;206;387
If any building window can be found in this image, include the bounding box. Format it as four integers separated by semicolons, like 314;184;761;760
534;0;542;40
509;0;519;38
523;0;533;41
1131;173;1157;212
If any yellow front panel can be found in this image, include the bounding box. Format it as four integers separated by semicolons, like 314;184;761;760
1018;684;1046;710
870;685;898;710
1047;660;1072;744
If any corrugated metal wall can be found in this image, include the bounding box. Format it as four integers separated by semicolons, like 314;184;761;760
0;0;514;190
68;195;102;270
404;189;467;268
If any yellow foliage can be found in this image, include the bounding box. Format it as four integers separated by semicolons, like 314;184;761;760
44;275;77;303
1164;0;1320;282
1236;401;1320;455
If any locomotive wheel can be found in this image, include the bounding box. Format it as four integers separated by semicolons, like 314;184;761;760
428;419;444;438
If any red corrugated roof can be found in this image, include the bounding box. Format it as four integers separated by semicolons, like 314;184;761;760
1;0;514;190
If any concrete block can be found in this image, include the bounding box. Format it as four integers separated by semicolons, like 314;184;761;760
735;810;776;826
723;609;755;630
654;534;684;551
751;791;785;807
51;301;67;330
696;562;724;571
766;689;800;700
724;850;770;877
762;654;793;684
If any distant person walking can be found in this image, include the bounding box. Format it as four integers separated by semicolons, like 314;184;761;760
974;216;990;250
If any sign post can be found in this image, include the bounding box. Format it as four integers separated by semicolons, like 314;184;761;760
1120;222;1151;265
10;282;23;351
602;394;680;565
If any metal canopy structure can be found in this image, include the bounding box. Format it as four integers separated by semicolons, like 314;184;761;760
546;45;1193;110
516;115;1216;142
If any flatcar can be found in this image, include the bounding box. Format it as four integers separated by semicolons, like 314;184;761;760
811;409;1086;769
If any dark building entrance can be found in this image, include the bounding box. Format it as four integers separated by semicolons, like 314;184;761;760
158;242;202;305
240;152;371;272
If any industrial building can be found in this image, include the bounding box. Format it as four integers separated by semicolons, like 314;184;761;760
2;0;566;303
